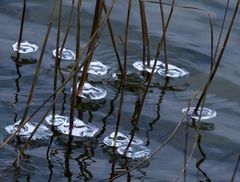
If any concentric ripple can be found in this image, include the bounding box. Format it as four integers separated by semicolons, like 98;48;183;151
57;118;99;137
52;48;76;60
12;41;39;54
182;107;217;120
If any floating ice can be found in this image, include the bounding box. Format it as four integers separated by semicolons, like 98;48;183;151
5;120;35;136
52;48;76;60
103;132;144;147
157;64;189;78
12;41;39;54
77;82;107;100
128;135;144;145
57;118;99;137
5;120;52;140
133;60;163;73
103;132;129;147
31;123;53;140
45;114;68;126
182;107;217;120
81;61;110;76
117;145;151;160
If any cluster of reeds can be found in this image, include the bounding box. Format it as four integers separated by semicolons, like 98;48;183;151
1;0;240;181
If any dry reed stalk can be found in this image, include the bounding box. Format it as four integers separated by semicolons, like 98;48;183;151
194;0;239;113
159;0;168;73
52;0;63;119
70;0;82;128
103;0;123;75
19;0;58;126
230;153;240;182
0;0;118;149
16;0;26;60
124;0;176;155
76;0;104;96
112;0;132;147
139;0;151;66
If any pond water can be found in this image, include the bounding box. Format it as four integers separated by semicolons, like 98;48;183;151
0;0;240;181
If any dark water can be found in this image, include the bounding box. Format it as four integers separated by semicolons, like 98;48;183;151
0;0;240;181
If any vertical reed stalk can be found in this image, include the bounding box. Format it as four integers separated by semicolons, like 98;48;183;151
230;153;240;182
113;0;132;146
70;0;82;126
16;0;26;60
19;0;58;125
52;0;62;119
194;0;239;113
125;0;176;152
159;0;168;73
212;0;230;66
208;14;214;70
58;0;75;65
139;0;151;66
0;0;117;148
76;0;103;96
103;0;123;75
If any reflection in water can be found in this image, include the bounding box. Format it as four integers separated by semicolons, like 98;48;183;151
76;148;95;181
145;78;169;145
58;68;67;115
64;135;73;181
195;133;212;182
47;136;54;182
13;63;22;122
96;85;121;138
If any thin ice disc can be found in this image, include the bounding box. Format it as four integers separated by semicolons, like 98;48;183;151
57;118;99;137
31;123;53;140
77;82;107;100
5;120;35;136
127;135;144;145
182;107;217;120
133;60;163;73
52;48;76;60
157;64;189;78
103;132;129;147
5;120;52;140
45;114;69;126
12;41;39;54
81;61;110;76
117;145;151;160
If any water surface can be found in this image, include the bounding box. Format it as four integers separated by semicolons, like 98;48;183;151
0;0;240;181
